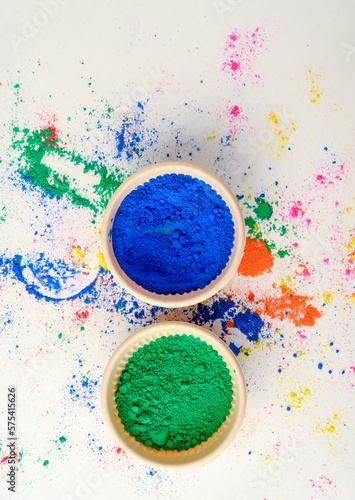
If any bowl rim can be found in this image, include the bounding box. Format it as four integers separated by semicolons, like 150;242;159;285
101;161;246;307
100;321;247;470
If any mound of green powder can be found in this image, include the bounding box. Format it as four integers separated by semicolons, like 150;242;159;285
115;334;233;451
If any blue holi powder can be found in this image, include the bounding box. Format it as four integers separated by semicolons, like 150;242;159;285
233;310;263;342
69;378;98;412
229;343;241;355
112;174;234;295
147;468;158;476
318;363;323;369
189;298;265;343
87;434;103;454
115;294;265;344
0;253;99;302
113;103;155;160
192;299;235;324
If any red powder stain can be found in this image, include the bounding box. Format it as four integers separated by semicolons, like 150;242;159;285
238;237;273;277
296;331;307;339
114;446;129;462
350;366;355;373
73;310;89;324
0;451;20;466
222;27;267;84
248;292;255;302
257;286;322;327
38;112;59;147
225;319;235;335
293;243;299;248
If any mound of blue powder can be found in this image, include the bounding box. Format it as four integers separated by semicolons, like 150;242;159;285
111;173;234;295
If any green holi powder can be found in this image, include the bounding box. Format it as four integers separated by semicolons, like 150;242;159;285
242;197;291;257
277;249;289;258
115;335;233;451
0;207;6;223
58;333;63;339
253;198;273;219
245;216;257;232
59;436;66;443
43;460;49;466
11;127;125;214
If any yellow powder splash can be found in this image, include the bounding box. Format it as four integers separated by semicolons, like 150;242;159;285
344;234;355;263
97;252;109;271
316;414;342;434
267;110;298;157
287;388;311;409
307;69;322;104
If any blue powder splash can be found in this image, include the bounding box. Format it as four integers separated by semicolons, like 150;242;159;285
112;174;234;295
0;253;98;302
69;376;98;412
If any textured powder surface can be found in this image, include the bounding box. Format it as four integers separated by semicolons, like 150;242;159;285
237;237;273;276
111;174;235;295
115;335;233;451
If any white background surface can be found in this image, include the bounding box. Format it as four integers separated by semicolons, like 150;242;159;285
0;1;354;499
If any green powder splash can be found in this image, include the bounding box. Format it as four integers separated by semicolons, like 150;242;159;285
11;127;125;215
243;197;289;256
115;334;233;451
253;198;273;219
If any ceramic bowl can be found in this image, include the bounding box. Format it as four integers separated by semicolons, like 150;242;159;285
101;321;247;470
101;161;245;307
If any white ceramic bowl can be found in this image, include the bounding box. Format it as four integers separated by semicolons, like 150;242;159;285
101;321;247;470
101;161;245;308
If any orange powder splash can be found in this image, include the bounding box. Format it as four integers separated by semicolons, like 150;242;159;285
257;286;322;327
238;237;273;276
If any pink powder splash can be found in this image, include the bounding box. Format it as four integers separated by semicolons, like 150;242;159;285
280;201;312;228
314;163;344;188
222;27;267;84
226;103;249;135
310;476;334;495
230;105;241;117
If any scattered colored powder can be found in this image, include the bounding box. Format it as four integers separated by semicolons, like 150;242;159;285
307;69;322;104
112;174;234;295
237;237;273;276
59;436;67;443
287;388;311;408
97;252;109;271
43;460;49;466
253;198;273;220
267;110;298;158
258;286;322;327
318;363;323;370
230;105;241;117
222;27;266;84
190;297;264;342
231;309;264;342
12;126;125;214
115;335;233;451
